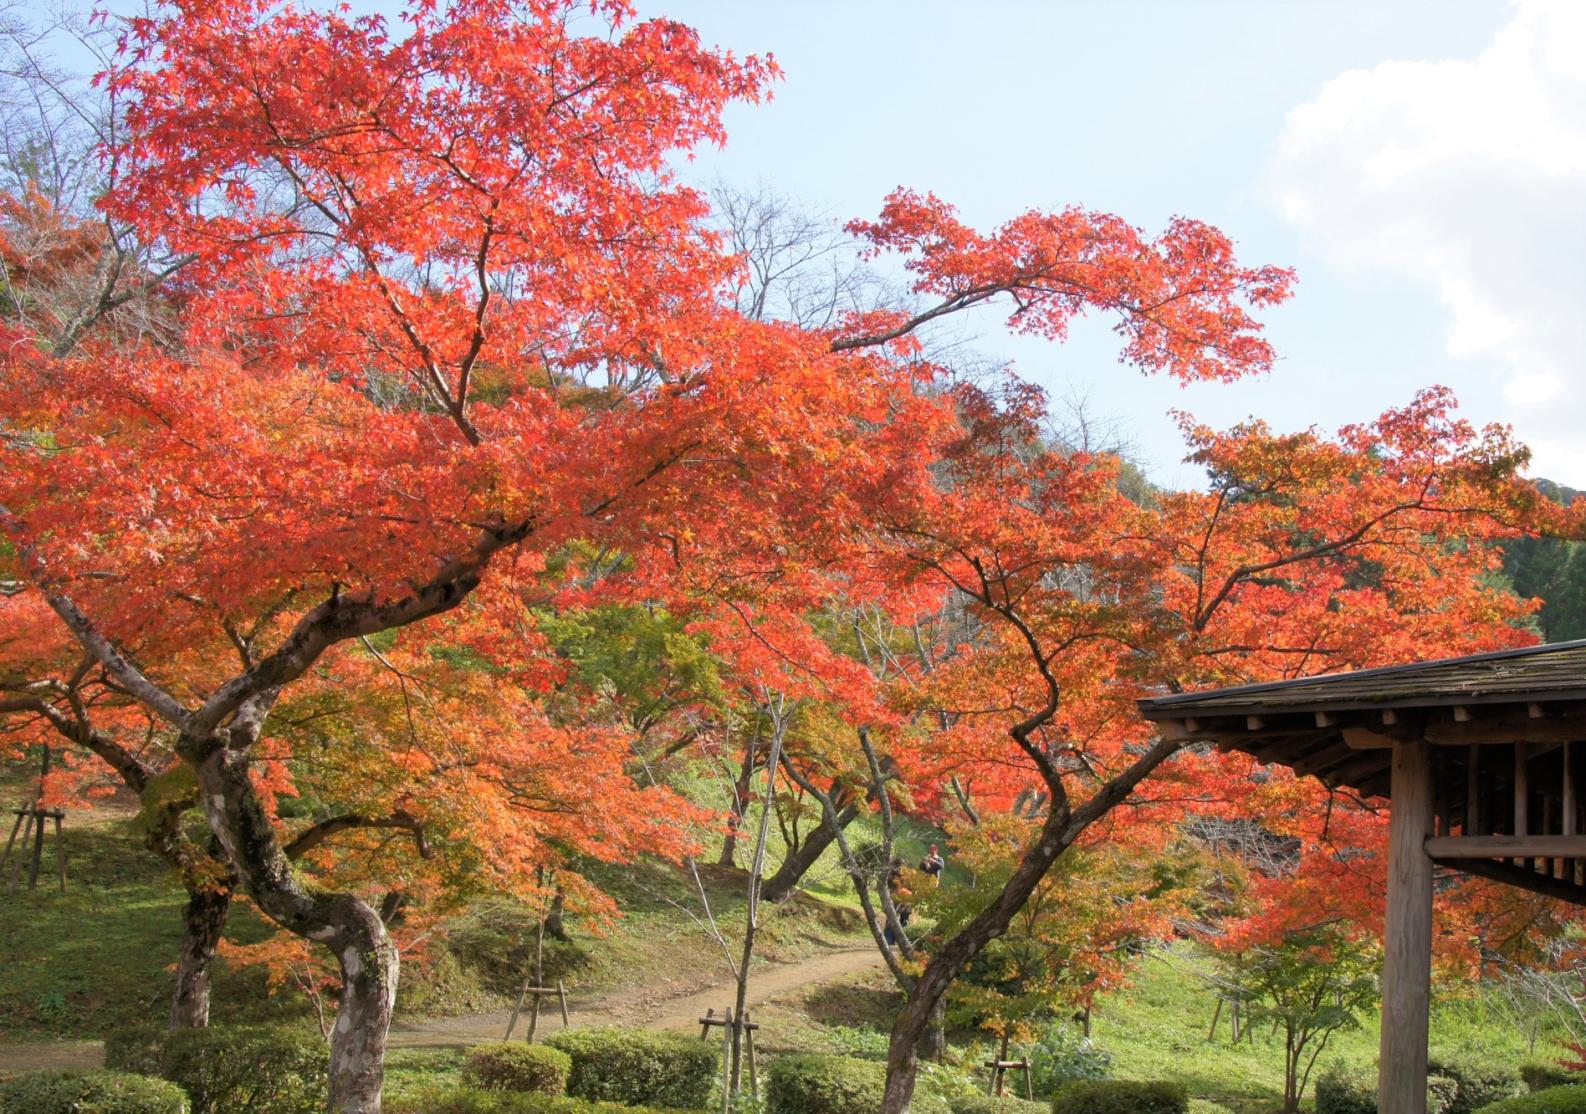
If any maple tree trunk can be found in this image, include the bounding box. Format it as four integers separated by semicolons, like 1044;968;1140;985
760;800;857;904
877;738;1184;1113
170;885;231;1028
919;999;946;1062
718;738;758;868
543;889;567;941
193;742;397;1113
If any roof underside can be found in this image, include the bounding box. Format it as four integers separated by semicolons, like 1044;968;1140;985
1139;641;1586;907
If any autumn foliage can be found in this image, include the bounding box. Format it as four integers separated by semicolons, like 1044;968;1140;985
0;1;1577;1111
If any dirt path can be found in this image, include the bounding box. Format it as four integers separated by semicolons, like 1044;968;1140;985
389;946;883;1046
0;946;885;1074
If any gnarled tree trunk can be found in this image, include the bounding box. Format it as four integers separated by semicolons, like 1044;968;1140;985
171;885;232;1028
193;736;397;1114
760;795;857;904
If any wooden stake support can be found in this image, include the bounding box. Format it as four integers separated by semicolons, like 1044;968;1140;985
502;981;569;1042
1;746;67;895
699;1008;760;1097
983;1032;1033;1100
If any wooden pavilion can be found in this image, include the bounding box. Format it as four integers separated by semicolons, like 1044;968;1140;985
1139;640;1586;1114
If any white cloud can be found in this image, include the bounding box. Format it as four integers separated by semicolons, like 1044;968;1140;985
1264;0;1586;481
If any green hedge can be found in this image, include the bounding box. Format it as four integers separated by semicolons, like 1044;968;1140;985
1523;1065;1582;1093
385;1089;691;1114
462;1043;573;1095
950;1096;1048;1114
0;1069;189;1113
1472;1086;1586;1114
104;1023;325;1114
765;1054;949;1114
545;1026;717;1109
1049;1080;1187;1114
1430;1052;1526;1114
1314;1062;1458;1114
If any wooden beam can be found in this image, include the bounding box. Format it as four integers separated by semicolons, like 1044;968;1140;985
1452;705;1472;722
1246;715;1266;730
1425;835;1586;858
1344;727;1396;750
1383;709;1401;726
1380;738;1434;1114
1315;711;1339;728
1327;751;1395;790
1440;857;1586;908
1291;740;1359;777
1425;715;1586;747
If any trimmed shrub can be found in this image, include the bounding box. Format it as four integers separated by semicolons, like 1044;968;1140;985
385;1089;689;1114
1523;1064;1582;1093
105;1023;325;1114
1187;1102;1237;1114
1050;1080;1188;1114
766;1054;949;1114
951;1095;1049;1114
1429;1051;1526;1114
1471;1085;1586;1114
546;1026;718;1109
463;1043;573;1095
102;1025;167;1077
1315;1062;1460;1114
767;1054;884;1114
0;1069;189;1114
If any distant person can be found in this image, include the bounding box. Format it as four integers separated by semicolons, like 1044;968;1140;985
920;843;945;884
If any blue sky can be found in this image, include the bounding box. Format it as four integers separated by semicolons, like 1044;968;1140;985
635;0;1585;489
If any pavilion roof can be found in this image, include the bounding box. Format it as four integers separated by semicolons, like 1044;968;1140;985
1140;640;1586;719
1136;640;1586;801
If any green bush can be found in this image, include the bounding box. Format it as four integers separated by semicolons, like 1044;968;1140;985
1523;1064;1583;1093
1049;1080;1187;1114
1471;1085;1586;1114
1187;1102;1237;1114
1026;1025;1112;1095
951;1095;1048;1114
765;1054;949;1114
546;1026;718;1109
104;1023;325;1114
1430;1051;1527;1114
384;1088;689;1114
463;1043;573;1095
821;1024;890;1061
1314;1062;1458;1114
0;1069;189;1113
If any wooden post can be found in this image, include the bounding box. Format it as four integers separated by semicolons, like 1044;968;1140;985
719;1007;733;1114
1466;745;1480;835
1565;742;1578;885
1515;742;1530;870
744;1009;758;1095
557;979;569;1027
27;808;45;890
1380;737;1433;1114
52;813;65;893
0;810;24;876
7;809;32;894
